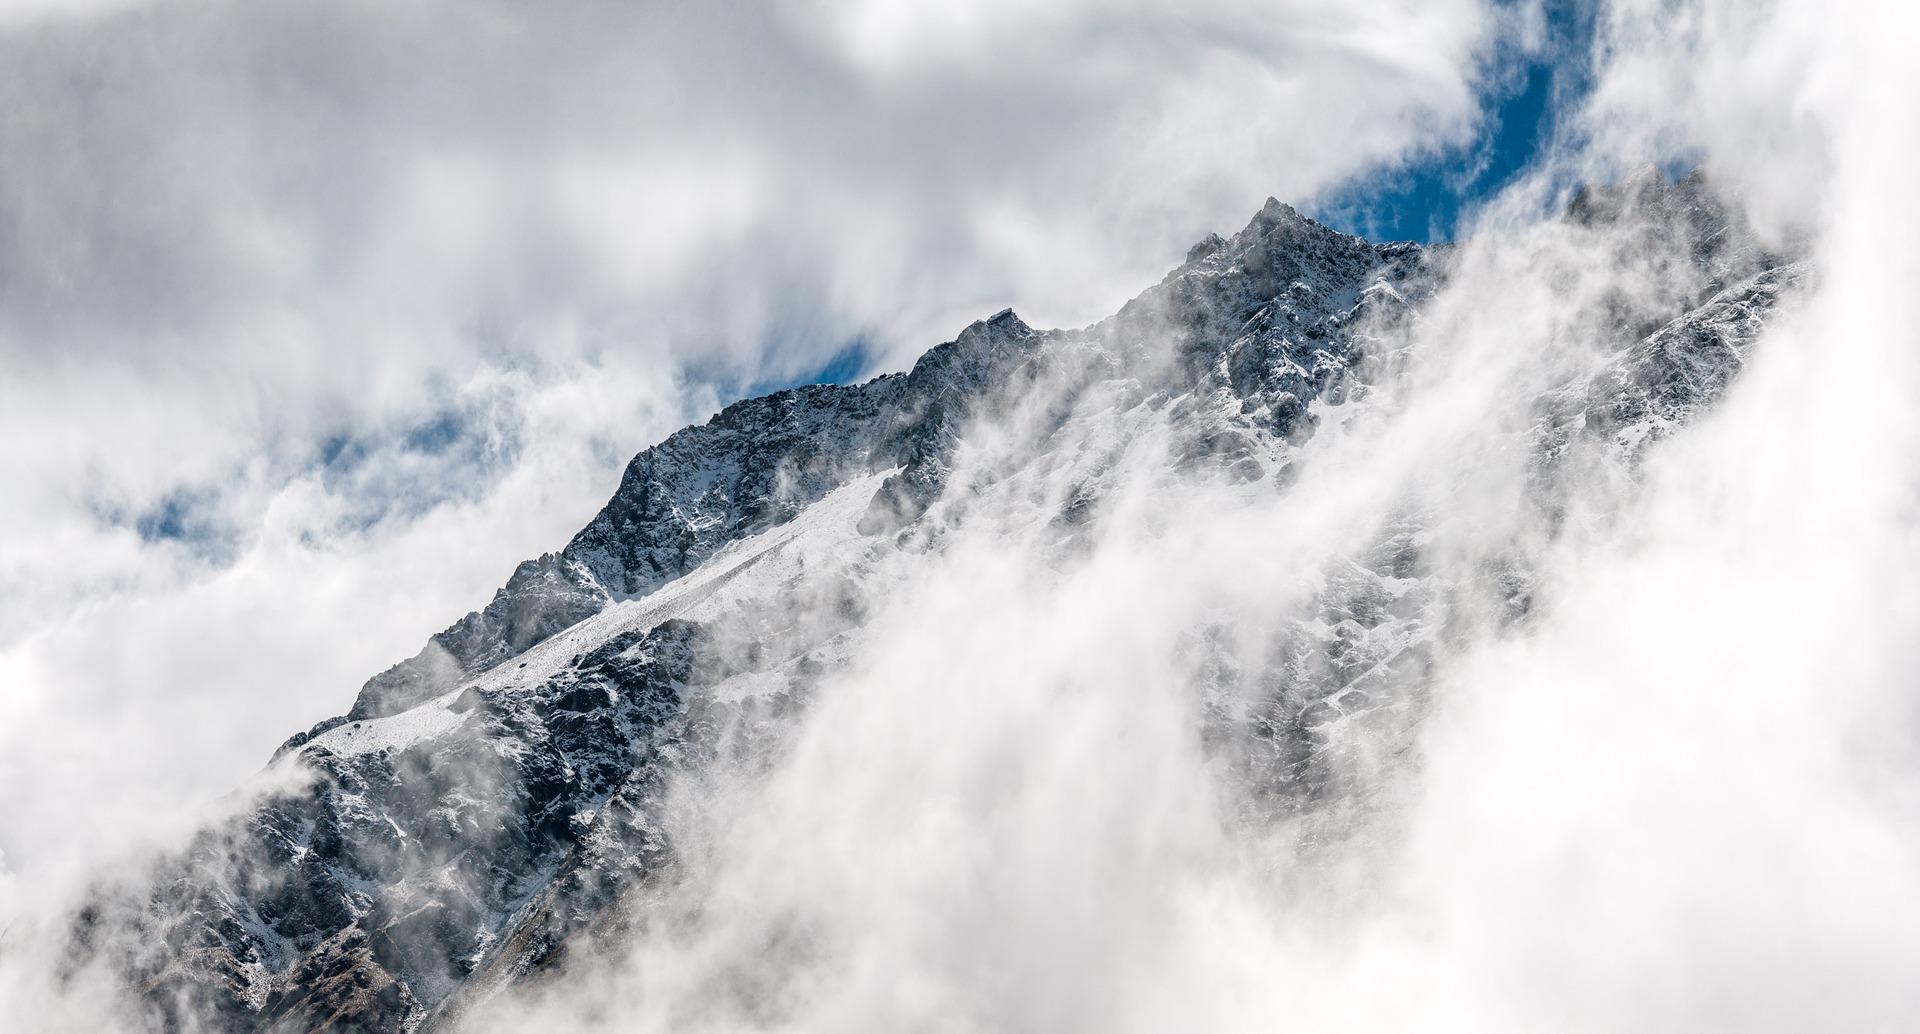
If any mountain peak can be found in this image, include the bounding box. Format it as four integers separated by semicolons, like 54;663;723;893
1251;196;1320;233
1184;232;1227;264
957;307;1035;345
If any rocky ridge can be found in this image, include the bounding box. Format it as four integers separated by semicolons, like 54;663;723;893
76;175;1800;1031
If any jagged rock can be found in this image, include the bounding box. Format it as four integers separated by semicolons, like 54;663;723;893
79;177;1802;1031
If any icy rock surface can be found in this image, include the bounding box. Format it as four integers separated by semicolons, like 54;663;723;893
78;179;1801;1031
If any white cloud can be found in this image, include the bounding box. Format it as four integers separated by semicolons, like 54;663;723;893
0;0;1511;931
5;0;1915;1024
446;1;1920;1031
57;0;1920;1027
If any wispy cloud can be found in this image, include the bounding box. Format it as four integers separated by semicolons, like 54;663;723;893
19;1;1913;1030
0;0;1512;931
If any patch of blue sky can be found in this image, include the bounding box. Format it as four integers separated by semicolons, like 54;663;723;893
728;337;875;401
1315;1;1597;244
313;406;520;533
103;402;525;561
123;484;243;565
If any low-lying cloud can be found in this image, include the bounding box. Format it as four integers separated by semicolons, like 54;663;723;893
11;0;1918;1030
0;0;1513;904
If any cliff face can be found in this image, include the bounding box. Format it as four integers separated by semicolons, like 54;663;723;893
80;179;1798;1032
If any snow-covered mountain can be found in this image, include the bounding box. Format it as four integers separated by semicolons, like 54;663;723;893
72;173;1800;1032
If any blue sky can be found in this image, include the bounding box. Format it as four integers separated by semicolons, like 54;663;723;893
1318;2;1594;244
1315;58;1556;243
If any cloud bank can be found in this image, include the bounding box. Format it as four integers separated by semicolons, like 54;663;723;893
11;0;1920;1030
451;1;1920;1030
0;0;1510;904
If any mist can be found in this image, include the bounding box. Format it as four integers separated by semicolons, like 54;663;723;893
467;1;1920;1031
5;0;1919;1030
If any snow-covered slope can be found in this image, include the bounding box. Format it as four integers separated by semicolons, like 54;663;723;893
76;174;1801;1031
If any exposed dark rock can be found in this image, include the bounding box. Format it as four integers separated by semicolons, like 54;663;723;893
80;176;1803;1031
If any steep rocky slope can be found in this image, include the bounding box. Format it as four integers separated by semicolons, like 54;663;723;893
74;175;1800;1031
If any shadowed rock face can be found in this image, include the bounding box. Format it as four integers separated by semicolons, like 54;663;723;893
80;179;1800;1032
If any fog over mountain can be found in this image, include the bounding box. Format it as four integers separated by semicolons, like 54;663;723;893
4;1;1919;1031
